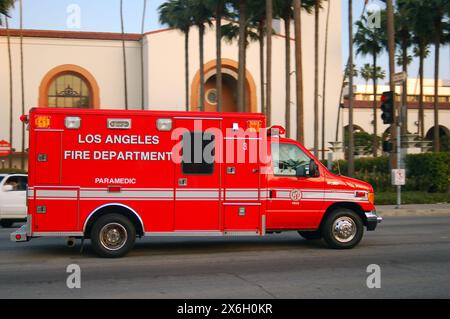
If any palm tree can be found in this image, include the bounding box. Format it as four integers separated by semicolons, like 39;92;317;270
159;0;193;111
276;0;293;137
222;1;261;113
321;0;330;161
266;0;273;125
274;0;314;137
237;0;247;113
354;13;385;157
19;0;25;169
408;0;433;138
428;0;449;152
140;0;147;110
0;0;15;20
394;0;414;137
205;0;227;112
360;64;372;93
293;0;304;143
313;0;324;158
347;0;354;176
1;0;15;169
120;0;129;110
190;1;213;112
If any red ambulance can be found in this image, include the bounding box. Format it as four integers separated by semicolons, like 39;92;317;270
11;108;381;257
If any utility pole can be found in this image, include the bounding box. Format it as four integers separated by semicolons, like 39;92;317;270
347;0;354;177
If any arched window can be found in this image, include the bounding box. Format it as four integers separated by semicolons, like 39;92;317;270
47;73;91;108
39;64;100;109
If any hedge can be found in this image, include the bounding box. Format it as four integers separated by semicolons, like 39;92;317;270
322;152;450;193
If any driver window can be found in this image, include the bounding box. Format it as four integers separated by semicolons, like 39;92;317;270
272;143;311;176
4;176;27;191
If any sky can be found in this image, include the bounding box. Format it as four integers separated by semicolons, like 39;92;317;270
2;0;450;84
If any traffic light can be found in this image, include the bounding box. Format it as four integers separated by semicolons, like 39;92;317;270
380;91;394;124
382;140;393;153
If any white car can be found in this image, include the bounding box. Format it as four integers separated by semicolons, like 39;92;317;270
0;174;28;228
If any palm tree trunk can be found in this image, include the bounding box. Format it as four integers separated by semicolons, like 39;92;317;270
140;0;147;110
120;0;129;110
18;0;25;170
284;16;291;138
321;0;330;161
313;0;319;157
215;2;223;112
6;17;13;169
266;0;273;125
293;0;304;143
185;29;190;111
199;23;206;112
401;41;408;137
237;0;246;113
419;44;424;138
433;37;440;152
347;0;354;176
259;23;265;116
372;54;378;157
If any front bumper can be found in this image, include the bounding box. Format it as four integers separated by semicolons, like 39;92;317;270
365;210;383;231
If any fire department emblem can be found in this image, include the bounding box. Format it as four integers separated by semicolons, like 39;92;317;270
290;189;302;201
35;116;51;129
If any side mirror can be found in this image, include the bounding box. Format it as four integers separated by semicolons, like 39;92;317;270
2;185;14;192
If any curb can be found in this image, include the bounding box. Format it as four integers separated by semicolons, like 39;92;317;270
377;208;450;217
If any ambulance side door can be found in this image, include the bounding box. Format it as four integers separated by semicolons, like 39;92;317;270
173;119;221;231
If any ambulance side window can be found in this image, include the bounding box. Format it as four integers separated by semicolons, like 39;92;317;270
182;132;215;175
272;143;311;176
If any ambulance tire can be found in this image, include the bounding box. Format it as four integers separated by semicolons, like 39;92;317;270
322;208;364;249
90;214;136;258
0;220;14;228
298;231;322;240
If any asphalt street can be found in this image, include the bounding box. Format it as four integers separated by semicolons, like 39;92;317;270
0;215;449;298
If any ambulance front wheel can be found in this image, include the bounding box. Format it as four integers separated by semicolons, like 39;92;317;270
321;208;364;249
90;214;136;258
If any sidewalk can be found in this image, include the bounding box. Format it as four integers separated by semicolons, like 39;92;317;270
377;203;450;217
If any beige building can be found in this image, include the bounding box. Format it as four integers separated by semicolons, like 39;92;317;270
342;79;450;141
0;1;344;169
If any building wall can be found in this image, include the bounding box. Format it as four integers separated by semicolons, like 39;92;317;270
0;35;142;159
145;0;343;151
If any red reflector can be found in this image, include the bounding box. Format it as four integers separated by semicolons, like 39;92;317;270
108;186;121;193
355;191;366;198
15;234;22;240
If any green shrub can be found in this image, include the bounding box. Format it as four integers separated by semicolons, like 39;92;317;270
405;152;450;193
324;152;450;193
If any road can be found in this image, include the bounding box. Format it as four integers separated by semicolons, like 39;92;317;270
0;215;449;299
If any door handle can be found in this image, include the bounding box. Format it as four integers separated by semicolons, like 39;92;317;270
178;178;187;186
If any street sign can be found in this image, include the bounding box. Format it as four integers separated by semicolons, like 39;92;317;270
392;169;406;186
393;71;407;84
0;140;12;157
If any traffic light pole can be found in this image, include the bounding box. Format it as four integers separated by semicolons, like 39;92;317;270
396;95;402;209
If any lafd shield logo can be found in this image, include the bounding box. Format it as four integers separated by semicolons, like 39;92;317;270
290;189;302;201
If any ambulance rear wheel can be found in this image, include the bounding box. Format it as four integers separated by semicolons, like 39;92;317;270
322;208;364;249
90;214;136;258
298;231;322;240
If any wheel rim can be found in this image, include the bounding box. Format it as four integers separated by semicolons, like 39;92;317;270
332;216;357;243
99;223;128;251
